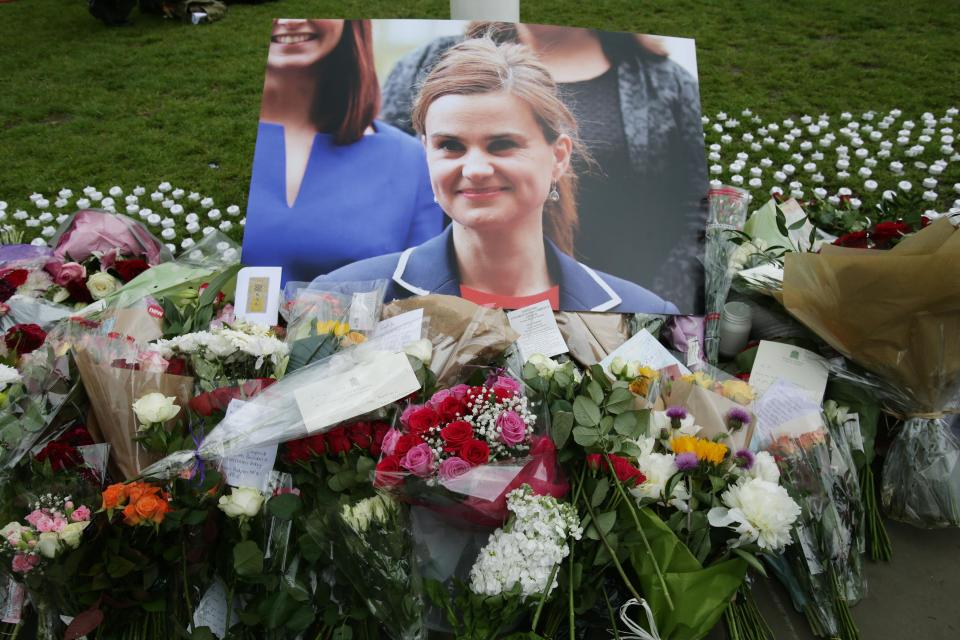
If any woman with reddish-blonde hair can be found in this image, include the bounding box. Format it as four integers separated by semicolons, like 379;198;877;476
316;38;676;314
242;19;443;284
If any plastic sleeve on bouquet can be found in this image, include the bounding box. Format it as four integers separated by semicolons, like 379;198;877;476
141;347;422;481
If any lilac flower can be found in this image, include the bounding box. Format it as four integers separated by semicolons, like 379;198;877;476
675;452;699;472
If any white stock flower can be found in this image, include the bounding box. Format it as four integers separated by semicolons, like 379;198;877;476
708;478;800;552
218;487;265;519
132;392;181;426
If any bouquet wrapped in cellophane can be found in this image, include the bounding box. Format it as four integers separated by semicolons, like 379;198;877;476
782;215;960;527
703;186;750;364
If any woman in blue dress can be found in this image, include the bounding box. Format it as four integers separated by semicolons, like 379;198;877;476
241;19;444;284
314;38;677;314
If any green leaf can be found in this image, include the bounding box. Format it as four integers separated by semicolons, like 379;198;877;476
573;396;601;427
572;426;599;447
288;334;339;373
141;598;167;612
606;387;634;415
550;410;574;449
190;628;216;640
591;477;610;508
613;411;638;437
733;548;768;577
233;540;264;577
595;510;617;536
590;365;612;391
267;493;302;520
331;624;354;640
586;380;604;405
106;555;137;578
183;509;208;526
282;575;311;603
285;605;315;632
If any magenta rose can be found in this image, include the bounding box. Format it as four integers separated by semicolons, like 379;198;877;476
490;375;522;402
380;429;402;457
496;410;528;446
438;456;472;482
401;443;435;477
47;261;86;286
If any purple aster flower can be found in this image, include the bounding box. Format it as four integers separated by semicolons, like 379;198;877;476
725;407;752;432
675;452;699;471
734;449;755;470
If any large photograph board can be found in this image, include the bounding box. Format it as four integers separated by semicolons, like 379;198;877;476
241;19;708;314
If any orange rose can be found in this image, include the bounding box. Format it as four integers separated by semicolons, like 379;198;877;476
134;494;171;524
122;503;142;526
102;484;128;511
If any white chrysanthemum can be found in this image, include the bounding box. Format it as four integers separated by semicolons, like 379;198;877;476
632;451;686;505
0;363;21;391
708;477;800;552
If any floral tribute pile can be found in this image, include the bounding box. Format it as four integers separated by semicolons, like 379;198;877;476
0;146;957;640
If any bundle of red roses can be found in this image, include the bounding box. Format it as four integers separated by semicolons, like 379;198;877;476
374;374;568;525
283;420;391;463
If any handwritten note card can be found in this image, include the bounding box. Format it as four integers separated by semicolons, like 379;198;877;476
506;301;568;362
600;329;690;376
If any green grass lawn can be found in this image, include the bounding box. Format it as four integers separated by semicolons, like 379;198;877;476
1;0;959;248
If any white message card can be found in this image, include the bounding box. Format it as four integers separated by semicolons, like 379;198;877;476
234;266;282;327
366;309;424;353
220;400;278;492
506;301;568;362
749;340;829;404
294;351;421;433
600;329;691;376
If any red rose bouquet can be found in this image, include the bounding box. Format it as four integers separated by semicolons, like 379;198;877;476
375;373;567;526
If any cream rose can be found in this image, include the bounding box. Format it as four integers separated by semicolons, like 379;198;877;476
58;521;88;548
403;338;433;365
86;271;122;300
527;353;559;379
38;531;61;558
218;487;265;519
132;392;181;427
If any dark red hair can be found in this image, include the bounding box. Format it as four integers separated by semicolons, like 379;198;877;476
311;20;380;145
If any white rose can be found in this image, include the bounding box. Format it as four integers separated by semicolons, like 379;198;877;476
59;521;88;548
86;272;122;300
38;531;61;558
132;392;181;426
402;338;433;365
527;353;559;379
218;487;265;519
609;356;627;376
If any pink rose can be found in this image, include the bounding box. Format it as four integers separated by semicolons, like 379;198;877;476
137;350;169;373
47;261;87;286
25;510;51;531
70;506;91;522
449;384;471;400
12;553;39;574
496;410;528;446
400;443;434;478
381;429;402;457
489;375;523;402
51;516;68;533
438;456;472;482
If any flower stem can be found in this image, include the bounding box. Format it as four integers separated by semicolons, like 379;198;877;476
182;537;195;622
225;581;235;639
603;454;674;611
579;493;644;606
602;583;621;640
567;548;575;640
531;562;559;632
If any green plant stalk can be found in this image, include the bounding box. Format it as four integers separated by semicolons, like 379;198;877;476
861;465;892;561
579;492;644;606
568;548;575;640
225;581;235;640
603;453;675;611
531;562;560;632
181;537;195;622
602;584;621;640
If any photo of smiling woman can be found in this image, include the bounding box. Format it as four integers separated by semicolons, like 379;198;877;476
241;19;444;284
313;38;678;314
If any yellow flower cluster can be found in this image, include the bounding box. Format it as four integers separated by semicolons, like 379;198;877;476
628;366;660;396
317;320;351;336
679;372;755;405
670;435;728;465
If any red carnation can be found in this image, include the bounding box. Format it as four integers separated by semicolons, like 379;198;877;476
394;433;423;458
871;221;911;248
406;406;440;434
347;422;373;449
374;455;404;489
440;420;475;449
460;439;490;466
834;231;869;248
4;323;46;357
1;269;28;288
325;428;352;455
113;259;150;283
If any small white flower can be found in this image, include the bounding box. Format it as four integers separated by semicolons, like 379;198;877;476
147;213;161;226
864;179;878;192
813;187;828;199
710;164;723;175
890;161;905;174
133;186;146;196
161;218;175;228
858;167;872;178
90;191;103;202
227;205;241;217
41;226;56;237
170;204;184;216
208;209;221;220
850;198;862;209
161;228;176;240
109;186;123;197
181;238;196;250
923;191;938;202
731;175;744;185
748;177;762;188
158;181;172;192
760;157;773;168
161;199;173;209
899;180;913;192
828;195;841;205
811;173;824;183
186;222;200;234
219;220;233;232
770;186;784;197
202;227;215;236
773;171;786;183
803;162;816;173
721;134;733;144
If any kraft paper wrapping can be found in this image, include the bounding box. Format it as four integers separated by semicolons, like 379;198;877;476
381;295;518;386
554;312;631;367
74;349;194;480
662;378;755;451
782;218;960;412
